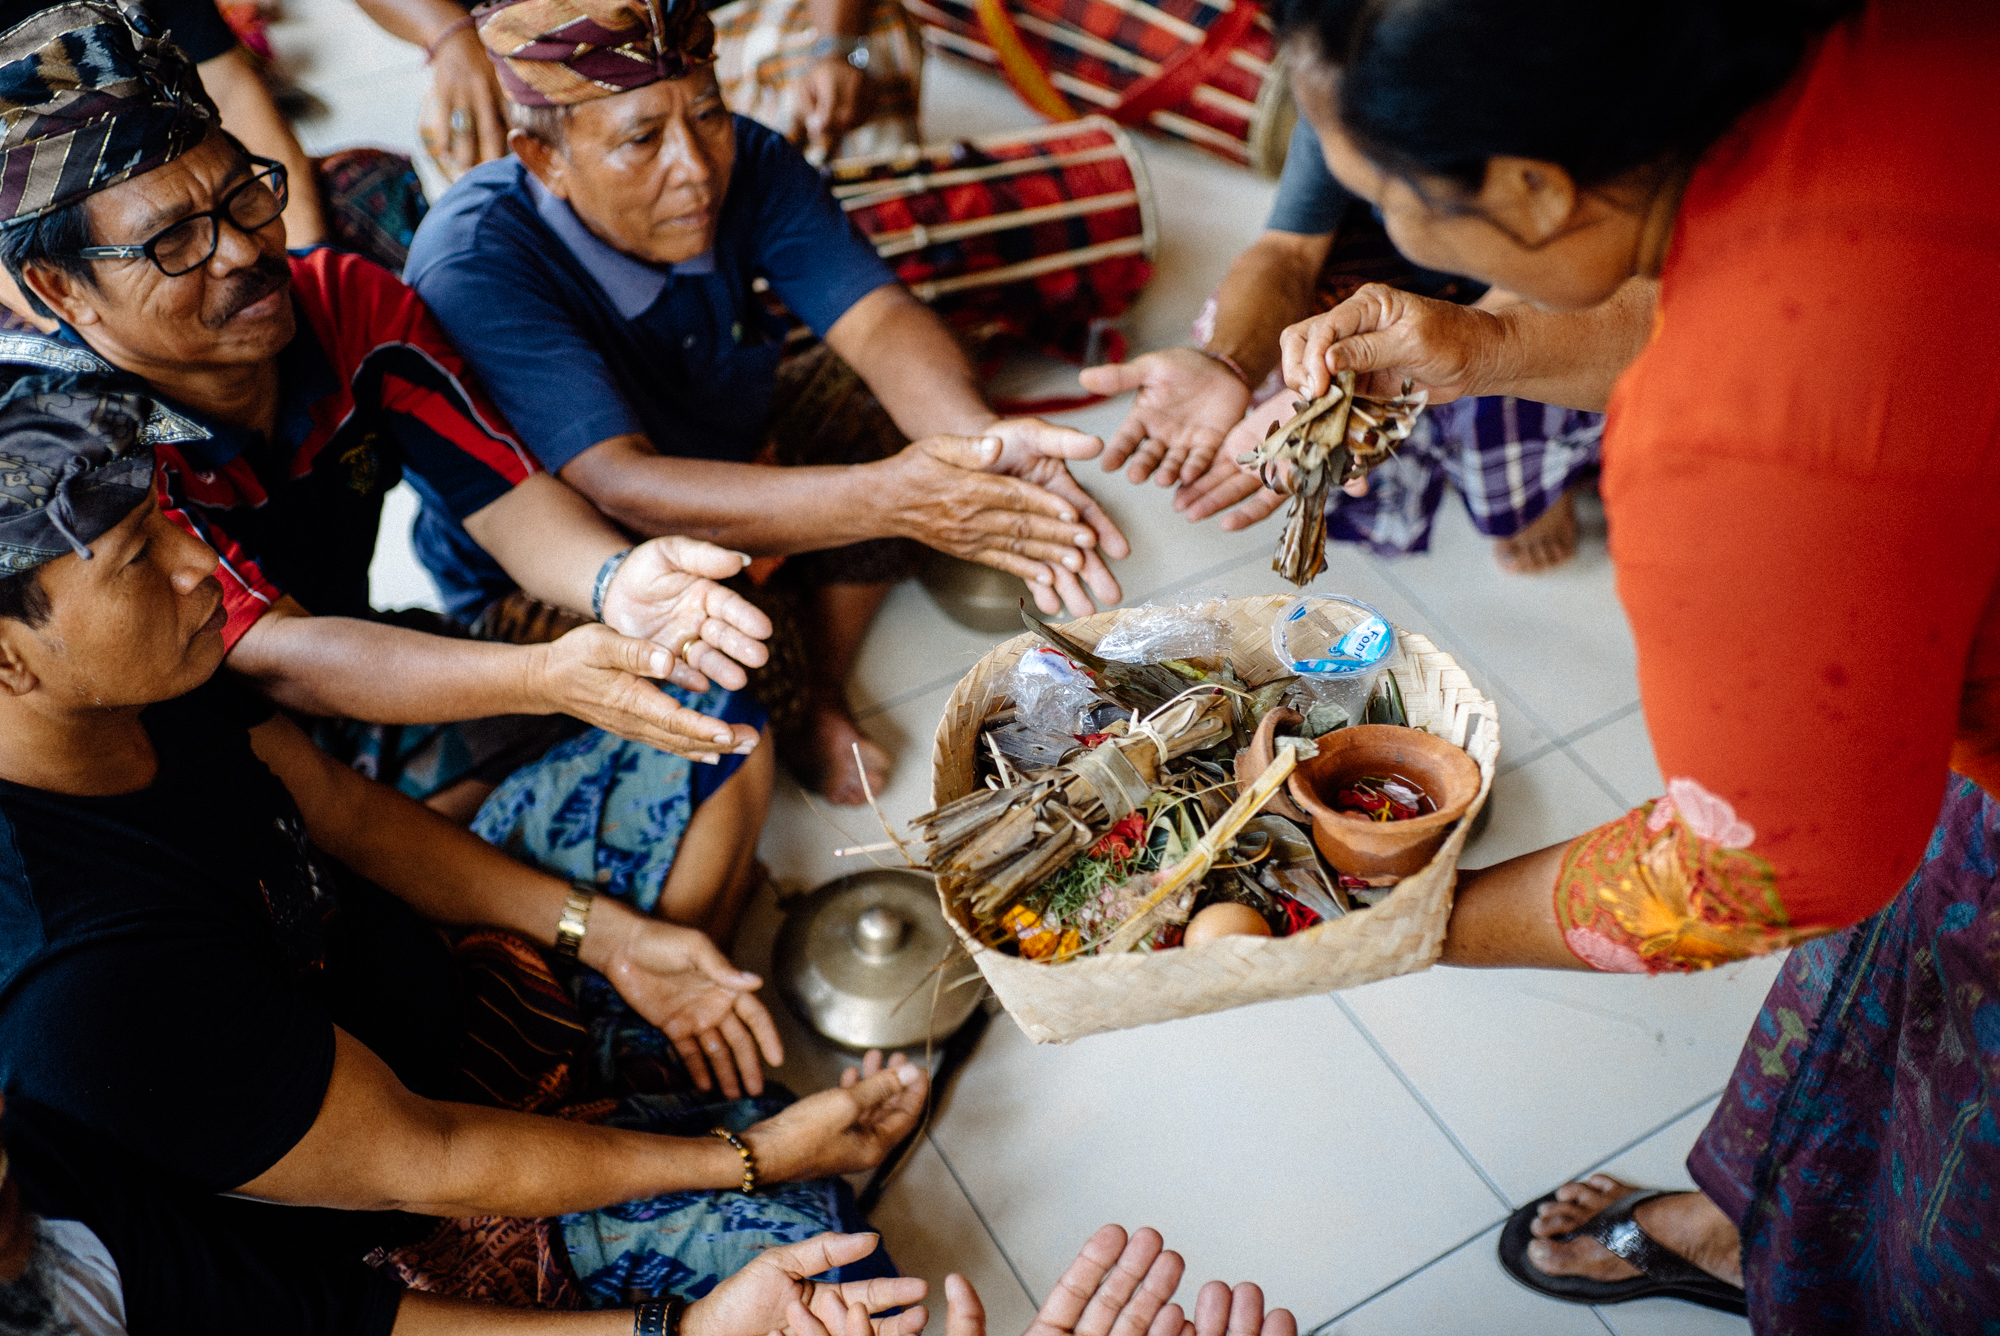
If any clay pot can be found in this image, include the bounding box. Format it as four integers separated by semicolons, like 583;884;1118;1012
1285;725;1481;883
1233;705;1311;822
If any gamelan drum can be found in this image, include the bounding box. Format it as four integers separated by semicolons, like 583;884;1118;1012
828;116;1158;363
903;0;1294;176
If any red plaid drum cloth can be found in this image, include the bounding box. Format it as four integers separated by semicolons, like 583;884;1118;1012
828;116;1156;363
902;0;1293;174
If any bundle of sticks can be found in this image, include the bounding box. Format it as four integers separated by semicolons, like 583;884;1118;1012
912;693;1231;924
1237;370;1428;585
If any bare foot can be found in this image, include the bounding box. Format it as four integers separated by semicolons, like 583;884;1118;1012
1494;490;1578;574
1527;1175;1743;1289
807;703;891;806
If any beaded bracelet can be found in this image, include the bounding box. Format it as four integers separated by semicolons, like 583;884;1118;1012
1198;347;1252;389
423;13;475;63
634;1296;686;1336
591;547;634;622
710;1126;759;1194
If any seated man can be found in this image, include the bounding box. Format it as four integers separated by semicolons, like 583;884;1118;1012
404;0;1129;803
0;377;925;1308
0;1087;1294;1336
1081;119;1603;574
0;4;777;949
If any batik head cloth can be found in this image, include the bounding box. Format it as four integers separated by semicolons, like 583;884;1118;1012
473;0;716;107
0;373;158;573
0;2;215;229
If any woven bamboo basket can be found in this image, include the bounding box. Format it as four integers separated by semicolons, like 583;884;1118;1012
928;594;1499;1043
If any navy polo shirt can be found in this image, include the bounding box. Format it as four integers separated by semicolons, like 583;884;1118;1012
404;116;896;612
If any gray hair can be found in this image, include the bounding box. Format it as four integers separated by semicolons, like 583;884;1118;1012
505;100;574;150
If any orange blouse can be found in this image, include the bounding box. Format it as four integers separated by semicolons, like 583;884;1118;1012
1556;0;2000;972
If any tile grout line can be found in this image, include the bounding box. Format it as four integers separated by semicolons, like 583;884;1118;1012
1305;1217;1507;1333
1573;1087;1726;1183
923;1134;1040;1308
1327;994;1513;1211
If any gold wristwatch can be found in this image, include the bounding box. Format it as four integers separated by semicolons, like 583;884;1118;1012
554;886;594;959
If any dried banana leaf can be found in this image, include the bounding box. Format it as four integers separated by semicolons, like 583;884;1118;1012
1237;372;1430;586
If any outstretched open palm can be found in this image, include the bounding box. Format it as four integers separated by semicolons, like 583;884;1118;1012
599;536;774;692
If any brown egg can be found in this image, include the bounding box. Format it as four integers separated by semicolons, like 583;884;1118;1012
1183;901;1274;947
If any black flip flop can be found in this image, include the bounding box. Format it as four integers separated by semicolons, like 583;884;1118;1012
1497;1188;1748;1316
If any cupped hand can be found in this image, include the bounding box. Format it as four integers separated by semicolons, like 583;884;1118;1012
592;909;784;1098
685;1232;928;1336
981;418;1127;616
799;56;872;160
881;435;1114;618
948;1226;1297;1336
742;1051;928;1182
420;29;508;180
1172;395;1291;530
1077;351;1250;488
600;536;774;700
533;623;759;762
1279;282;1505;404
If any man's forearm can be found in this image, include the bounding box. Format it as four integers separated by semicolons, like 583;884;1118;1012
462;472;632;617
825;286;995;440
561;440;895;556
1479;277;1657;412
228;599;547;723
1206;232;1331;385
355;0;469;47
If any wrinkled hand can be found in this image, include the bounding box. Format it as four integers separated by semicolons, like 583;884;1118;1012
1280;282;1506;405
984;417;1127;616
593;909;784;1099
945;1226;1296;1336
686;1233;929;1336
420;29;509;180
742;1051;928;1183
798;56;871;161
1078;350;1250;488
600;536;774;715
877;434;1117;619
531;623;759;763
1172;396;1289;530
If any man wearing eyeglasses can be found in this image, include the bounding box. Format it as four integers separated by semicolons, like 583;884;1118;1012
0;2;796;964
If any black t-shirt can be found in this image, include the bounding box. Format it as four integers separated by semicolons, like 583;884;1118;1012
6;1097;403;1336
0;676;462;1216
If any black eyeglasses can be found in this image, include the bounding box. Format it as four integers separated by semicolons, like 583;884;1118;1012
75;158;289;277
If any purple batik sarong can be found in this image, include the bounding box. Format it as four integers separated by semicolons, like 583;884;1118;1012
1324;396;1603;556
1688;774;2000;1333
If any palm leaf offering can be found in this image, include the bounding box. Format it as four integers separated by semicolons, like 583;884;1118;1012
905;633;1390;962
1237;371;1428;586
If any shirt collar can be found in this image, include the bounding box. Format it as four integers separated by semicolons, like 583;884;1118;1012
46;302;332;473
524;169;715;320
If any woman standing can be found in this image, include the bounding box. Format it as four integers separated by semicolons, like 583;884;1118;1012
1263;0;2000;1329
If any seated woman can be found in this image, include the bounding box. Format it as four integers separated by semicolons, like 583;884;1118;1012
0;376;923;1307
0;1086;1293;1336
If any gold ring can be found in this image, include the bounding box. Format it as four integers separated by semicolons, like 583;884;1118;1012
677;635;702;663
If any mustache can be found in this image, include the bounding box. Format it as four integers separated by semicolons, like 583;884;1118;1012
203;254;291;330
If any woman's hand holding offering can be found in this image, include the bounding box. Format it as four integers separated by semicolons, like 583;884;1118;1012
1279;282;1505;404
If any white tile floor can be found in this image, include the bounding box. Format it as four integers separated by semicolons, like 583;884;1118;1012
278;5;1762;1330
